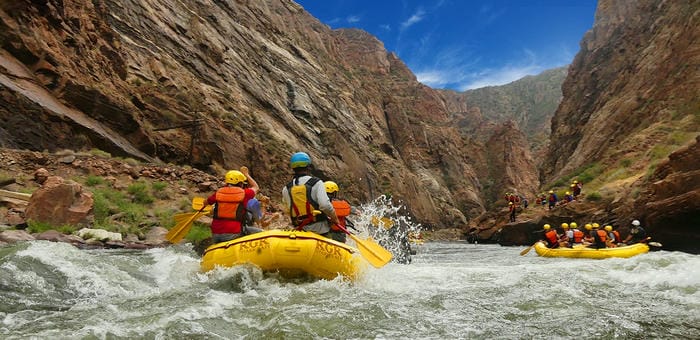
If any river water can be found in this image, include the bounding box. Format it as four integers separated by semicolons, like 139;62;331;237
1;240;698;339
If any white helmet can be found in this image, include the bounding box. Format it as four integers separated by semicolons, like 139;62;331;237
632;220;640;226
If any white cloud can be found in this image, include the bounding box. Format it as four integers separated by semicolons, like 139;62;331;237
400;9;425;30
459;65;543;90
346;15;360;23
379;24;391;31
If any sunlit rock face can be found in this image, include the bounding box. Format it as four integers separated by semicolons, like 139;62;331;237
540;0;699;251
0;0;504;228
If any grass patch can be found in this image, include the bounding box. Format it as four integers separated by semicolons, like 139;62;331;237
574;163;603;184
127;182;154;205
586;192;602;201
27;220;76;234
91;187;147;231
648;144;673;161
85;175;105;187
185;222;211;242
89;149;112;158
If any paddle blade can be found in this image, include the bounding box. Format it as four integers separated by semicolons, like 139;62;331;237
370;216;395;229
520;245;534;256
191;197;212;213
349;234;393;268
166;211;206;243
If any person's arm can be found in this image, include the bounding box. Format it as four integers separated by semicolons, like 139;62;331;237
240;166;259;194
205;192;216;205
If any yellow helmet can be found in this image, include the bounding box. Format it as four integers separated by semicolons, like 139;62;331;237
585;224;593;230
604;225;613;231
549;190;554;194
324;181;339;194
592;223;600;229
224;170;246;185
543;224;551;230
561;223;569;229
570;184;576;187
565;191;570;195
509;202;513;205
573;180;578;184
570;222;578;228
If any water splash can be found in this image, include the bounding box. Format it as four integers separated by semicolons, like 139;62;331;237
349;195;423;264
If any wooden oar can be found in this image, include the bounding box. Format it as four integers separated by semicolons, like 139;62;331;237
520;242;537;256
334;223;392;268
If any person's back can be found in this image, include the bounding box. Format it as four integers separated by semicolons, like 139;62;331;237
324;181;355;243
569;222;584;247
542;224;559;248
206;168;259;243
282;152;339;237
591;224;607;249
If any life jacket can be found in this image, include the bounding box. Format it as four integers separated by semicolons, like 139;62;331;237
593;229;607;248
544;230;558;247
330;199;351;231
548;194;556;202
286;177;326;229
612;230;622;243
213;186;246;222
572;229;584;243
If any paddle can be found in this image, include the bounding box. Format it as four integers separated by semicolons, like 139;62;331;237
520;242;537;256
334;222;393;268
173;197;212;223
370;215;395;229
166;198;210;244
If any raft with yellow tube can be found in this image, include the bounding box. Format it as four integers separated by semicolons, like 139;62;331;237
200;230;367;280
533;241;649;259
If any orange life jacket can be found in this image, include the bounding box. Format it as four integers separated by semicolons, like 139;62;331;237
330;199;351;231
213;186;246;221
545;230;558;246
572;229;584;243
612;230;621;243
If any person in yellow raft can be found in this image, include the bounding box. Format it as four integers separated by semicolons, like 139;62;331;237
324;180;358;243
282;152;340;237
204;167;259;243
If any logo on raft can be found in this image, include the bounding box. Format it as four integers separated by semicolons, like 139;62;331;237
239;238;271;253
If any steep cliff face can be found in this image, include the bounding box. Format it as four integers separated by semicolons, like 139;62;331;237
540;0;699;250
0;0;488;228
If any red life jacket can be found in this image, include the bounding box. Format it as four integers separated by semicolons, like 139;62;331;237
545;230;558;246
330;199;351;231
213;186;246;222
572;229;584;243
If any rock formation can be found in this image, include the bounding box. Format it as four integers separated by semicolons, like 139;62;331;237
0;0;697;251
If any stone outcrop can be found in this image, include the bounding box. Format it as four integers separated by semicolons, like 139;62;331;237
635;136;700;253
25;175;94;226
0;0;697;251
0;0;507;229
538;0;699;251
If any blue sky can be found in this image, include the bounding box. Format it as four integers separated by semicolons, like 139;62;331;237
295;0;597;91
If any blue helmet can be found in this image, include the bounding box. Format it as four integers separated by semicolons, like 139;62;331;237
290;152;311;169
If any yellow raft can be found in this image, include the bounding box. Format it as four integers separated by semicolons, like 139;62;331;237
201;230;367;280
534;241;649;259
